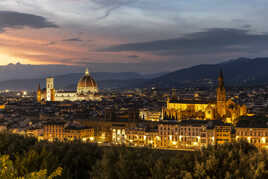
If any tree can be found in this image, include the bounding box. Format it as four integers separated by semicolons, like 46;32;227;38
0;155;62;179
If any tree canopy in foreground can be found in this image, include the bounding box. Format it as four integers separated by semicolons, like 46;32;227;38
0;133;267;179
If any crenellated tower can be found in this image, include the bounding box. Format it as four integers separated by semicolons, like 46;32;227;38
216;69;226;117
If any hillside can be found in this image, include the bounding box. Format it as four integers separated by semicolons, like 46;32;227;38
146;57;268;88
1;57;268;90
0;72;145;90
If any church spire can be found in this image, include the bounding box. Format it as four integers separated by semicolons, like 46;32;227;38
216;68;226;117
218;69;224;89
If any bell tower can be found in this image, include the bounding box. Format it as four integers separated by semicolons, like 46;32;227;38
37;83;42;102
46;77;55;101
216;69;226;117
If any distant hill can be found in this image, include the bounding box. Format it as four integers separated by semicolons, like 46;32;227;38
0;63;85;82
145;57;268;88
2;57;268;90
0;63;168;82
0;72;146;90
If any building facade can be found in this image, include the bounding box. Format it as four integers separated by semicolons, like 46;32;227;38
37;68;101;102
163;70;247;124
235;119;268;149
43;122;94;142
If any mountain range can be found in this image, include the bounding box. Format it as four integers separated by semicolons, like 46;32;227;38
0;57;268;90
0;72;146;90
147;57;268;88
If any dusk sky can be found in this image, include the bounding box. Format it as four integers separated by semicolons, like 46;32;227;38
0;0;268;72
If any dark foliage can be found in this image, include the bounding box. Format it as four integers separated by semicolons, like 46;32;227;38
1;133;268;178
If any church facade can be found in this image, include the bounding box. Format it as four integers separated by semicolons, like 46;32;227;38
37;69;101;102
163;70;247;124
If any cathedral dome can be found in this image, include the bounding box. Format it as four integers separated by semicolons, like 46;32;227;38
77;68;98;94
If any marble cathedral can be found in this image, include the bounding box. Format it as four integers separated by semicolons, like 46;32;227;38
37;68;101;102
163;70;247;124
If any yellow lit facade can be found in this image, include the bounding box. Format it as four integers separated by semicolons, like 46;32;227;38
108;121;233;150
236;127;268;149
64;127;94;141
43;122;94;142
163;70;247;124
139;109;161;121
210;125;233;144
125;128;158;148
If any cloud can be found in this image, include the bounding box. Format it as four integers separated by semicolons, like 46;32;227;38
128;55;139;58
44;41;56;46
62;38;83;42
243;24;251;29
99;28;268;56
91;0;138;19
0;11;58;32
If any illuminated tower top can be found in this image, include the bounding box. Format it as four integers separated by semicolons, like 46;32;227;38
85;68;90;76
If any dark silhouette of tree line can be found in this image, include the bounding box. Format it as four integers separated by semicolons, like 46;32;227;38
0;133;268;178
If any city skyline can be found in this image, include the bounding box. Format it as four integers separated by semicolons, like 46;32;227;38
0;0;268;72
1;2;268;178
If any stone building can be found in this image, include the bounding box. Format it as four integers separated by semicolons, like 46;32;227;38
43;121;94;142
37;68;101;102
235;118;268;149
163;70;247;124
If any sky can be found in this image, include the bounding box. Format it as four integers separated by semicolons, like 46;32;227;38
0;0;268;73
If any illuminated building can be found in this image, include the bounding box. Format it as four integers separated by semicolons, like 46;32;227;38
235;118;268;149
43;122;65;142
204;121;233;145
79;119;138;144
125;127;158;148
43;122;94;142
236;127;268;149
158;121;207;149
156;120;233;149
64;126;94;142
139;109;161;121
26;128;43;140
37;68;101;102
163;70;247;124
110;122;128;145
213;125;233;144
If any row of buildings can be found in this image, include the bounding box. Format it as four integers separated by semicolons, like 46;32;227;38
2;68;266;150
37;69;247;125
41;118;268;150
43;121;95;142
